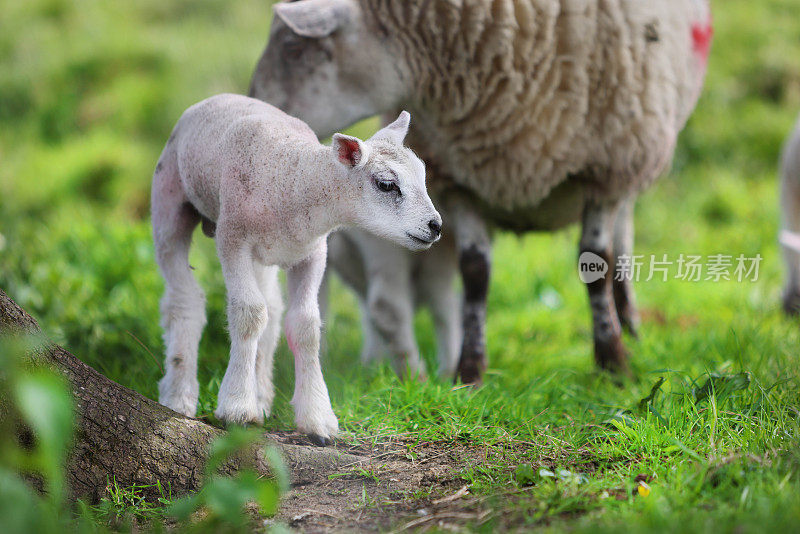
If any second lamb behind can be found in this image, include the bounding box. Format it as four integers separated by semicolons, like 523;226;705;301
151;94;441;445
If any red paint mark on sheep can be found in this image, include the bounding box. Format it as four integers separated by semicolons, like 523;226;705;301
691;21;713;62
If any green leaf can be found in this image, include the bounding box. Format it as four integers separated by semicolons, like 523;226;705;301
692;372;751;403
13;371;74;453
256;480;279;516
513;464;536;486
638;377;665;411
205;426;261;475
263;445;290;493
166;493;201;521
204;475;252;520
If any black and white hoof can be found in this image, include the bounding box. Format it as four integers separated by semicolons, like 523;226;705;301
307;433;333;447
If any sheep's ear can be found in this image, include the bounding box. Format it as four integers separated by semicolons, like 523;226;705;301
371;111;410;146
332;133;370;168
274;0;353;39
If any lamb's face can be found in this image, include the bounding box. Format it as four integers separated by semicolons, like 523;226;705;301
333;112;442;251
250;0;408;138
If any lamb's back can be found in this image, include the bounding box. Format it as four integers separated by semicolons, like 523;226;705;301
173;94;317;220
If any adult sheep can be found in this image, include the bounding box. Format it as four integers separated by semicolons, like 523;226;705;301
250;0;712;382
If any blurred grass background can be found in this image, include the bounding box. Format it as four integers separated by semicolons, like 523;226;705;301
1;0;800;530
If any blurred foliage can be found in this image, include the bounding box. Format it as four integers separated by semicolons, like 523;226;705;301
0;335;82;533
0;337;286;532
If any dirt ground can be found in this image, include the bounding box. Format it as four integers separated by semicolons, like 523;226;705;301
262;431;599;532
265;431;499;532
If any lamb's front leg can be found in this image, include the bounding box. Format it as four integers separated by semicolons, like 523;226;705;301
286;242;338;446
581;200;629;372
254;264;283;418
215;246;268;424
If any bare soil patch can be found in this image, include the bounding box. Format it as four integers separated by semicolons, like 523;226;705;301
264;431;595;532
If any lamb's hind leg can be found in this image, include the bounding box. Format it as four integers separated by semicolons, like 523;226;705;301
286;242;338;446
415;232;461;378
153;161;205;417
362;235;424;378
254;263;282;418
581;200;629;372
612;197;640;337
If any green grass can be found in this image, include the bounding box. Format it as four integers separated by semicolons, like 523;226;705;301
2;0;800;531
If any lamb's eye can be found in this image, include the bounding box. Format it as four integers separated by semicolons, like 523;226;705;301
376;179;399;194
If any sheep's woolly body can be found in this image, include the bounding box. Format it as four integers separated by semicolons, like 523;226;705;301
364;0;711;209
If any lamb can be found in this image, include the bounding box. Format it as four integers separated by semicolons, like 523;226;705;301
781;114;800;315
250;0;712;382
327;224;461;377
151;93;441;444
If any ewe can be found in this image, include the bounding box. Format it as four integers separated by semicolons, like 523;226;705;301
250;0;712;382
151;94;440;444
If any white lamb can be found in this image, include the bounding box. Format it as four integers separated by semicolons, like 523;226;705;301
250;0;712;382
781;114;800;315
151;94;441;445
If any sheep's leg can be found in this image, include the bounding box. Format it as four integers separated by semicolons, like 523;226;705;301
451;199;491;384
254;263;282;418
781;154;800;315
358;297;388;365
363;239;425;378
612;197;640;337
326;231;371;360
416;235;461;378
215;244;268;424
581;200;629;372
286;243;339;446
153;164;205;417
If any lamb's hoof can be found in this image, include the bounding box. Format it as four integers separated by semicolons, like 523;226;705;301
159;395;198;418
214;401;263;426
307;433;333;447
294;401;339;444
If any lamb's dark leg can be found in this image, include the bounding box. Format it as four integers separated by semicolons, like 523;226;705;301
581;200;629;372
612;197;640;337
450;198;491;384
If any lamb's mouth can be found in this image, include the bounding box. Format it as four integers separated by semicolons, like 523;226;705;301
407;233;436;246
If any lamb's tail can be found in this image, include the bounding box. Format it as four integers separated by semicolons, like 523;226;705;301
780;118;800;315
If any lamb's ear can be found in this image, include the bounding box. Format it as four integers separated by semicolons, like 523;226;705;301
332;133;370;168
273;0;353;39
370;111;411;145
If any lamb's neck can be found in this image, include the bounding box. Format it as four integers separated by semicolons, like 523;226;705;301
300;145;361;236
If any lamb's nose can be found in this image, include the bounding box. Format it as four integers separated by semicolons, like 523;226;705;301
428;219;441;238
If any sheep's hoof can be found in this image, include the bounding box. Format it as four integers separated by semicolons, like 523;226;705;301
595;337;631;377
783;291;800;316
455;353;486;386
307;433;333;447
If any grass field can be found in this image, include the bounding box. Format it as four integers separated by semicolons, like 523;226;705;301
2;0;800;531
